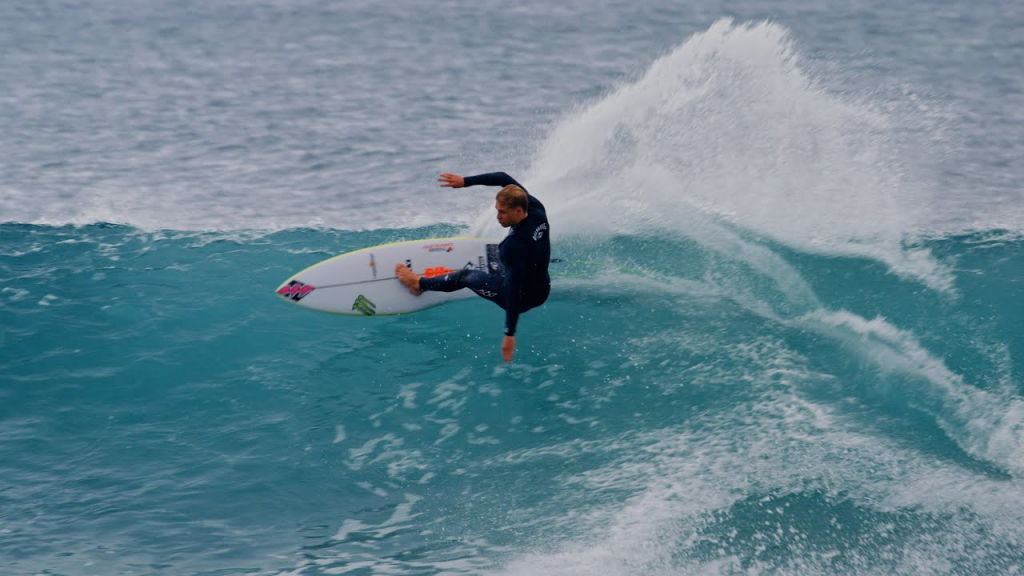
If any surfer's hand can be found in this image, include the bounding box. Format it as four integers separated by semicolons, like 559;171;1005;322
501;335;515;363
438;173;464;188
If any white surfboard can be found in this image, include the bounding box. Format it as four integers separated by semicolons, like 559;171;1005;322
275;237;502;316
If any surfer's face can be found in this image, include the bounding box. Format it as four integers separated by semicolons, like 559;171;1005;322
495;201;525;228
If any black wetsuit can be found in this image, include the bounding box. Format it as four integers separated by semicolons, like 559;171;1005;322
419;172;551;336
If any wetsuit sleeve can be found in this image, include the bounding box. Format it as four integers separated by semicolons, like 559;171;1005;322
502;238;527;337
463;172;524;189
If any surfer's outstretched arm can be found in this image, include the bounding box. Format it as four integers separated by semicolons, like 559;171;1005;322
438;172;525;190
438;173;464;188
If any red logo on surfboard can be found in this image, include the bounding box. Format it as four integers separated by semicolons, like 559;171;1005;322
423;243;454;253
277;280;315;301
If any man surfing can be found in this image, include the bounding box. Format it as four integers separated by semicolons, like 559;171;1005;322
396;172;551;363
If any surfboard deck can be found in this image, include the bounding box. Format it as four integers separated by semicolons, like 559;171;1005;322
275;237;501;316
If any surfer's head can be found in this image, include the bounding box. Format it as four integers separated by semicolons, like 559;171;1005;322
495;185;528;228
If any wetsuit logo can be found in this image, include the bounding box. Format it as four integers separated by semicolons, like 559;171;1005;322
277;280;315;301
533;223;548;241
352;295;377;316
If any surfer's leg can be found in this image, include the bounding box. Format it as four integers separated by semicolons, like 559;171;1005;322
462;270;505;307
419;269;504;306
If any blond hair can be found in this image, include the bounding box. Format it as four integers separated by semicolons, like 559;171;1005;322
496;185;528;211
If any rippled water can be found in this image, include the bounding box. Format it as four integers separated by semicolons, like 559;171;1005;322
2;1;1023;575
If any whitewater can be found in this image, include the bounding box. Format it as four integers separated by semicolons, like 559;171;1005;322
2;1;1023;575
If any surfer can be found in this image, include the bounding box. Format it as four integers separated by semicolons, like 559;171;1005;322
396;172;551;363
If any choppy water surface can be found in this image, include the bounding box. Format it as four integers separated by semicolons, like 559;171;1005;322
2;1;1023;574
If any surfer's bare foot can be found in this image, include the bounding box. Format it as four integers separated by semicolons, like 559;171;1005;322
395;264;422;296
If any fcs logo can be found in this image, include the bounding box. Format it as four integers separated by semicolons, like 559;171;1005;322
533;223;548;241
352;294;377;316
277;280;315;301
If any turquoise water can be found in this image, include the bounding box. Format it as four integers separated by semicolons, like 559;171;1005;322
3;1;1024;575
4;224;1023;574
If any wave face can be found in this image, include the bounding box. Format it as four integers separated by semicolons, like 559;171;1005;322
3;6;1024;576
2;222;1022;575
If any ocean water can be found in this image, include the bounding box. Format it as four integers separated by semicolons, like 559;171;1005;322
2;1;1023;575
